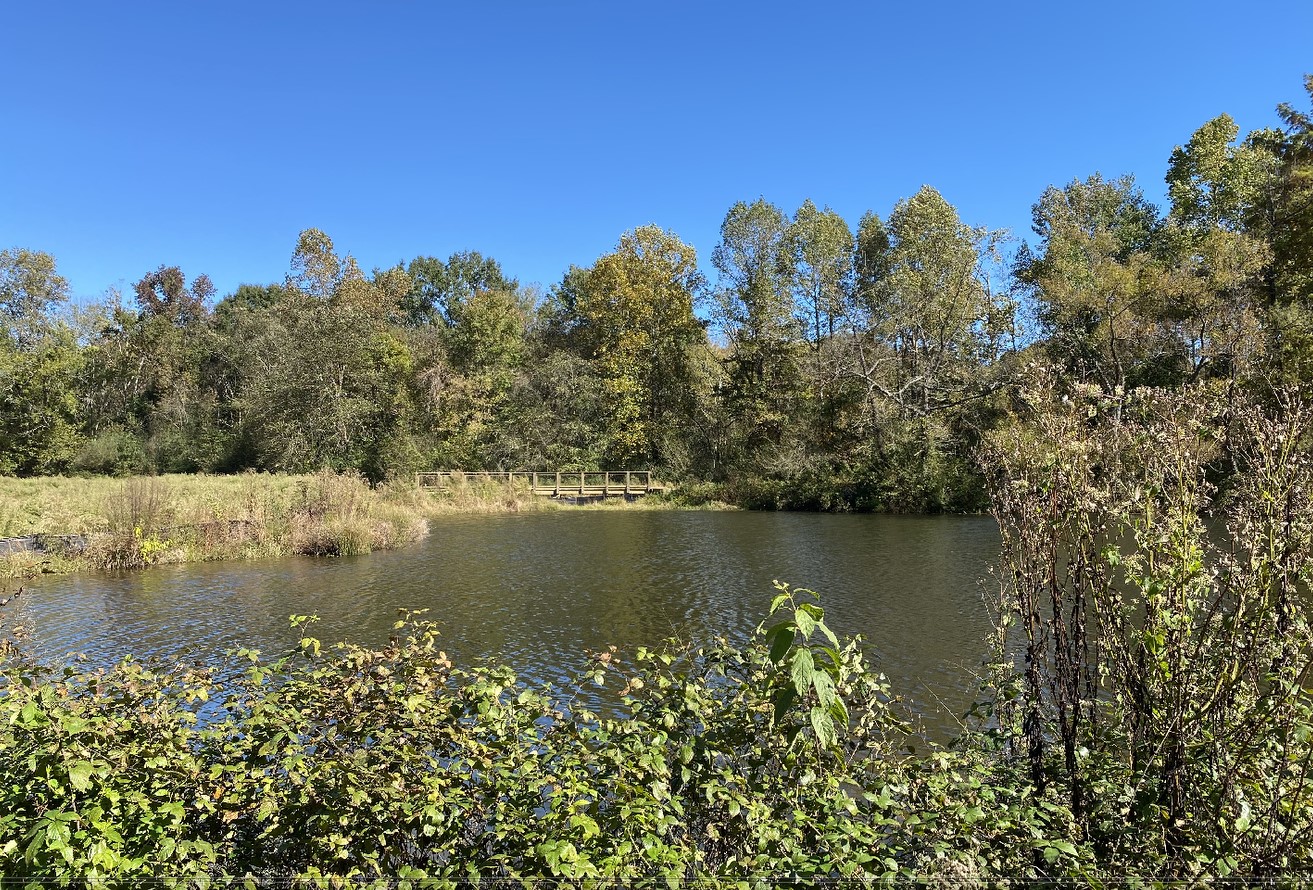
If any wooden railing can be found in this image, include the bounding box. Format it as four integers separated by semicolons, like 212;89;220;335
416;470;662;497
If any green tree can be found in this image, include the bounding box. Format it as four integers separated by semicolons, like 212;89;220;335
842;188;1011;510
567;225;707;467
854;186;1011;417
234;230;420;479
785;201;856;459
1163;116;1273;382
1166;114;1277;234
0;249;86;474
787;200;853;350
711;199;803;470
77;268;223;473
0;328;85;475
419;286;533;469
402;251;517;327
0;248;70;349
1264;76;1313;380
1017;174;1176;390
1272;74;1313;306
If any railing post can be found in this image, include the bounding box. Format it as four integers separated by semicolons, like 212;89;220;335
555;472;561;495
579;471;585;495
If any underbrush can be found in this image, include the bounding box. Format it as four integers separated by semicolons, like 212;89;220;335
0;587;1077;885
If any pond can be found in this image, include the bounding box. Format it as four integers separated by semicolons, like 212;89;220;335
12;511;1000;730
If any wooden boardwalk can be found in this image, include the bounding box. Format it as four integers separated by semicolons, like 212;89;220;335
416;470;664;498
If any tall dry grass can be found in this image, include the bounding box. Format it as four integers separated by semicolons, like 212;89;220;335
0;471;715;576
0;471;431;574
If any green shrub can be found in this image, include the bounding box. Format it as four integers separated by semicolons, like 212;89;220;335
980;381;1313;880
69;427;147;477
0;588;1079;885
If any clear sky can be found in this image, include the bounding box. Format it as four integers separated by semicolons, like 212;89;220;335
2;1;1310;304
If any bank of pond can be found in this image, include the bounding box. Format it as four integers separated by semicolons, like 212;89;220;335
0;471;718;579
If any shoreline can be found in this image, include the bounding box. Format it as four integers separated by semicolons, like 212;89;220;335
0;473;731;580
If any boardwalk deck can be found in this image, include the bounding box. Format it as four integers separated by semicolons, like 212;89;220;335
416;470;664;498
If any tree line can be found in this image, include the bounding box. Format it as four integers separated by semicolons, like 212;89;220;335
2;76;1310;510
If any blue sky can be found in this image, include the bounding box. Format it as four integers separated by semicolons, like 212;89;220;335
2;1;1310;304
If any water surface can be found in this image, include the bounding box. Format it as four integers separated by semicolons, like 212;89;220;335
14;511;999;726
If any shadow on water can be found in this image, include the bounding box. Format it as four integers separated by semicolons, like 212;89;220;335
13;512;1000;734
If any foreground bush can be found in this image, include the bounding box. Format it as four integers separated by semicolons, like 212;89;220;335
981;381;1313;881
1;585;1076;886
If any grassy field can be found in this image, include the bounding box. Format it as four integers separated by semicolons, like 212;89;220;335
0;473;726;577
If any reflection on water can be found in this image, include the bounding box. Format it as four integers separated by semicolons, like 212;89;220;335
14;512;999;728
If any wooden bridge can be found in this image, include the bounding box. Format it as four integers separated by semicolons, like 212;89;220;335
416;471;665;498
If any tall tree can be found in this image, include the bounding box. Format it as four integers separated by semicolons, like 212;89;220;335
236;229;420;479
420;285;534;470
1017;174;1175;390
1272;74;1313;307
567;225;706;466
787;200;853;349
402;251;516;327
0;248;70;349
711;199;802;467
0;249;82;473
1163;116;1273;381
1263;75;1313;380
78;266;222;471
853;186;1010;416
133;265;214;326
785;201;855;454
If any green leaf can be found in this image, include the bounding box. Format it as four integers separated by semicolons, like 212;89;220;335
19;700;43;727
797;602;824;622
810;706;838;748
816;620;840;649
67;761;94;793
767;626;796;664
790;648;815;696
772;686;797;727
811;672;837;708
828;698;849;729
794;609;816;639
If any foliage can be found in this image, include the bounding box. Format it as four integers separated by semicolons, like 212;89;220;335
981;380;1313;880
6;375;1313;883
0;324;85;475
0;247;69;349
562;225;706;467
0;583;1084;886
2;75;1313;517
710;199;804;470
